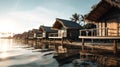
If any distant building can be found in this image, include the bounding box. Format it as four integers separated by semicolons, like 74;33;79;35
39;25;58;39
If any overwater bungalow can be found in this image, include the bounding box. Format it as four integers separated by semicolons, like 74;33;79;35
38;25;58;39
21;32;28;39
13;34;22;39
28;29;41;39
50;18;81;40
32;29;41;39
28;30;33;39
79;0;120;55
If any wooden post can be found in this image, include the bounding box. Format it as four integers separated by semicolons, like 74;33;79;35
80;30;82;36
86;31;88;36
92;30;93;36
82;38;84;51
113;40;117;56
105;27;108;36
54;38;55;44
49;39;51;45
92;39;94;51
61;37;63;46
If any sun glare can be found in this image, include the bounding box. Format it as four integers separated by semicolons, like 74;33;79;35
0;18;19;34
0;23;14;32
0;44;9;52
0;44;9;59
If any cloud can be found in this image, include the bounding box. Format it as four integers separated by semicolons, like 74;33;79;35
10;6;64;23
0;6;66;33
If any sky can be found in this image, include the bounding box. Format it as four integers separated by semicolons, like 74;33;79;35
0;0;100;34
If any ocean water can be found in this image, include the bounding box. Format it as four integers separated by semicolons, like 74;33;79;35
0;39;98;67
0;39;59;67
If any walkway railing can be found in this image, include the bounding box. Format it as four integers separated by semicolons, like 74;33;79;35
36;34;43;37
80;28;119;37
49;33;58;37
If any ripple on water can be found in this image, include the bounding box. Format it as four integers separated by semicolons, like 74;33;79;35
0;46;58;67
0;39;61;67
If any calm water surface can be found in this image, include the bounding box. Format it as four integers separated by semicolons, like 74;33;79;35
0;39;58;67
0;39;98;67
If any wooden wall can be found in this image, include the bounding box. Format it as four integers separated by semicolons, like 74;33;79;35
107;22;118;36
97;7;120;36
58;30;67;37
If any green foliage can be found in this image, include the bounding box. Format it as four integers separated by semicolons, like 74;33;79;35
70;13;80;22
70;13;85;26
83;23;96;29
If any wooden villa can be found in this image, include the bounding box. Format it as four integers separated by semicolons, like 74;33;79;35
80;0;120;38
21;32;28;39
50;18;82;40
38;25;58;39
13;34;22;39
79;0;120;55
28;29;41;39
28;30;33;39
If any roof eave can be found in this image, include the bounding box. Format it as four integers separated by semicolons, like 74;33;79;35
85;0;112;22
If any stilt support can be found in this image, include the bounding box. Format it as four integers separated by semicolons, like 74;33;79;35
82;38;84;51
61;37;64;46
113;40;117;56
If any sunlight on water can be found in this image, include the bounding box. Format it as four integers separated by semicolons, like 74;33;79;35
0;40;11;59
0;52;8;59
0;44;9;52
0;39;59;67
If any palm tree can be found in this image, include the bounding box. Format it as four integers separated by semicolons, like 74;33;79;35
70;13;85;25
79;15;85;25
70;13;80;23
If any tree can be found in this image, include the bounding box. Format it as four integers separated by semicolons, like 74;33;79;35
82;23;96;36
83;23;96;29
79;15;85;26
70;13;85;25
70;13;80;23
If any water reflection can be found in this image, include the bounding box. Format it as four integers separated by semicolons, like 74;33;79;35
0;44;9;52
0;39;59;67
0;39;119;67
0;39;12;59
0;39;12;52
20;40;99;67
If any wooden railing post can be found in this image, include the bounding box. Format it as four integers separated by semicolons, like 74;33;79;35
91;30;94;36
86;31;88;36
80;30;82;36
79;28;111;37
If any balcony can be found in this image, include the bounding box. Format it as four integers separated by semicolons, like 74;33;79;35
49;33;62;39
36;34;43;39
79;28;120;39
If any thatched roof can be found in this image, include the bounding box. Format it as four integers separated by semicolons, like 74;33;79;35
86;0;120;22
39;26;57;33
28;30;32;34
52;18;81;30
32;29;41;34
